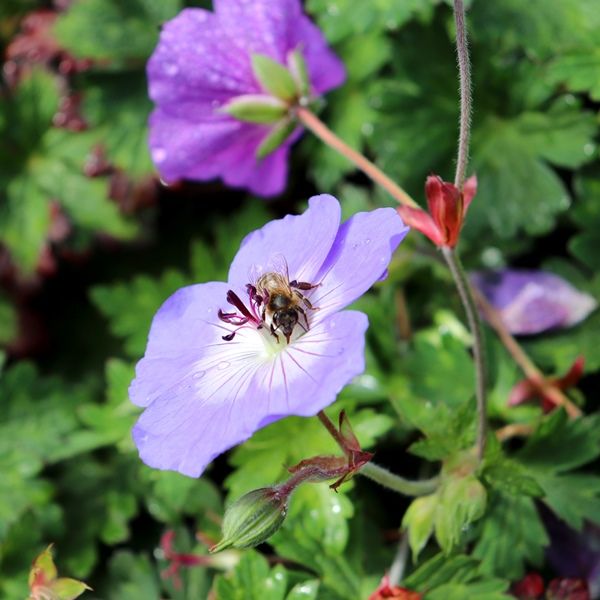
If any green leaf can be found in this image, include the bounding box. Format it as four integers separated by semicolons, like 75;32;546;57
404;553;509;599
470;0;600;60
91;270;189;358
569;175;600;271
251;54;298;101
0;70;137;272
82;72;154;177
0;294;17;345
482;459;544;498
473;493;549;580
403;328;474;408
403;554;480;590
425;580;509;600
547;48;600;101
101;490;137;544
394;394;476;462
141;470;221;524
466;103;597;241
306;0;438;43
533;473;600;530
106;551;160;600
271;517;362;600
516;411;600;474
77;359;138;450
214;551;287;600
54;0;182;62
286;580;320;600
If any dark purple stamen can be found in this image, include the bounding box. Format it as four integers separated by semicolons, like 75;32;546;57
219;287;264;341
218;309;249;326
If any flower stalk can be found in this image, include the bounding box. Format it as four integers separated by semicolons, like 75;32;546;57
441;247;487;459
453;0;472;190
475;290;582;418
295;106;419;209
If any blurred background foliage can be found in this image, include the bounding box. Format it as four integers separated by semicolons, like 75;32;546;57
0;1;599;598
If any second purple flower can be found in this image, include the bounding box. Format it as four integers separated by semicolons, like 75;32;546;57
147;0;345;197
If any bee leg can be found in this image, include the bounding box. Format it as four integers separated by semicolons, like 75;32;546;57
270;323;280;343
297;306;310;331
290;280;320;291
294;290;319;311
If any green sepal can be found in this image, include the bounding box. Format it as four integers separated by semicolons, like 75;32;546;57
287;49;311;97
402;493;438;560
221;94;288;124
256;119;297;159
51;578;92;600
434;474;487;554
211;487;288;552
251;53;298;101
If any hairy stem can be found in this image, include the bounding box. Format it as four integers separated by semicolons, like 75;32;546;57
317;411;438;496
296;106;419;208
389;534;410;586
442;247;487;460
453;0;472;190
361;463;439;496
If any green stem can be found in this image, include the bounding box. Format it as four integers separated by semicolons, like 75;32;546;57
442;247;487;460
361;462;439;497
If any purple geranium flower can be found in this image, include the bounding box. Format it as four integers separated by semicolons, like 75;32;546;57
129;195;408;477
147;0;345;197
471;269;598;335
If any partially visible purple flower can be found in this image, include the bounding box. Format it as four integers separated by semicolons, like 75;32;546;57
129;195;408;477
147;0;345;197
471;269;598;335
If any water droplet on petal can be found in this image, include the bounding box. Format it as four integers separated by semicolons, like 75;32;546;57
217;361;230;370
193;371;205;380
164;62;178;76
365;238;371;245
152;147;167;163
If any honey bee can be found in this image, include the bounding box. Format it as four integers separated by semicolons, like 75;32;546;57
253;256;319;343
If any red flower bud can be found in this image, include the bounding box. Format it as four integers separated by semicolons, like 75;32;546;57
368;575;421;600
511;572;545;599
508;356;585;413
546;578;590;600
398;174;477;248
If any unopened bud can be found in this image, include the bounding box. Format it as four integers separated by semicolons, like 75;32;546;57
210;487;289;553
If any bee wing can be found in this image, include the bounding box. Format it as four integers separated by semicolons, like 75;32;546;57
267;253;290;280
247;262;264;287
247;254;291;288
